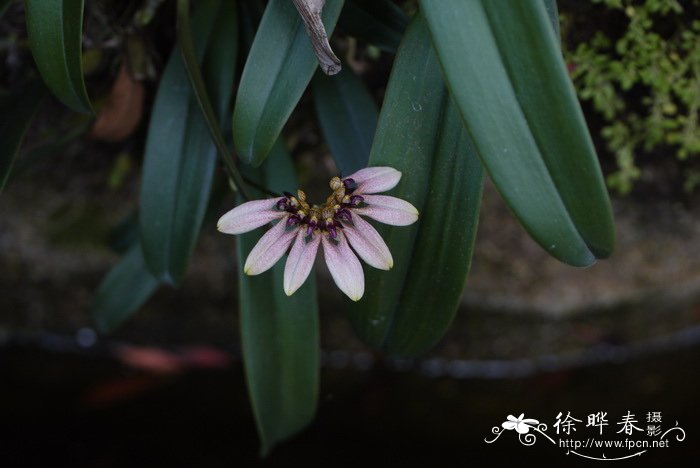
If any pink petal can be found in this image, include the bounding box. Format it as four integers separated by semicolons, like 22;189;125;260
244;217;297;275
354;195;419;226
217;198;285;234
342;213;393;270
283;229;321;296
345;167;401;195
321;231;364;301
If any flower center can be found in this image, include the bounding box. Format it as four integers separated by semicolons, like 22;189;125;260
276;176;364;239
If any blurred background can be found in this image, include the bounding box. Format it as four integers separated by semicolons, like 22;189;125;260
1;0;699;465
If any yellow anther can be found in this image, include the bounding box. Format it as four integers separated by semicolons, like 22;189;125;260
330;176;343;191
285;176;361;234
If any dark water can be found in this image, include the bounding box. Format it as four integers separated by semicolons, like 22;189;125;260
0;339;698;467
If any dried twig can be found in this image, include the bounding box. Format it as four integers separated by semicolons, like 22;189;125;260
292;0;341;75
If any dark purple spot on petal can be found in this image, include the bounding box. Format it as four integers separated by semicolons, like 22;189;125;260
286;215;300;227
343;178;357;193
306;220;317;237
350;195;364;206
335;208;352;222
327;224;337;239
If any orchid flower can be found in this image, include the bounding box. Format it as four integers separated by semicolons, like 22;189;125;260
217;167;419;301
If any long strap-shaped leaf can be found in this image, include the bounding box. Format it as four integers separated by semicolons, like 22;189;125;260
139;0;236;284
0;78;45;193
312;65;378;175
384;97;483;356
238;140;319;455
543;0;561;42
25;0;93;113
176;0;251;200
91;243;159;332
347;15;483;356
232;0;344;166
421;0;614;266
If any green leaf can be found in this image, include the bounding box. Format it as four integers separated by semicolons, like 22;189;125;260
176;0;251;199
91;243;159;332
139;0;236;284
544;0;561;42
237;140;319;455
0;79;45;193
420;0;614;266
199;1;237;120
312;65;378;175
338;0;408;53
233;0;344;166
346;15;483;355
25;0;92;113
383;99;483;356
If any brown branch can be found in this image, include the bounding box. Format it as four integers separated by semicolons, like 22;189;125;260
292;0;341;75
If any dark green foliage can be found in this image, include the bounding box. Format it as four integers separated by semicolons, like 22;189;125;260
4;0;629;454
422;0;614;265
91;243;159;332
237;141;319;455
312;65;378;175
233;0;344;166
139;0;236;284
25;0;92;113
346;15;483;355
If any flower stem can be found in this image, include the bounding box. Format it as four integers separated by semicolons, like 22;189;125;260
242;176;282;198
292;0;341;75
175;0;252;200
